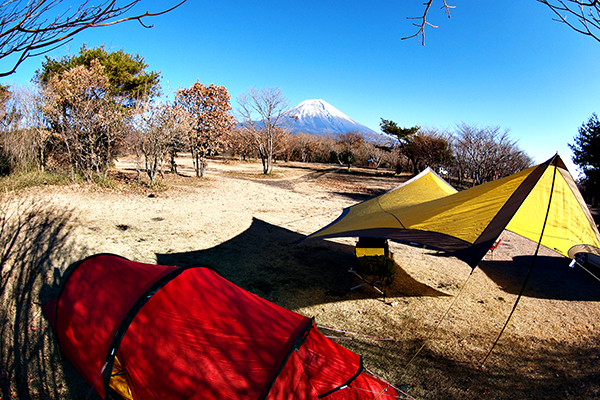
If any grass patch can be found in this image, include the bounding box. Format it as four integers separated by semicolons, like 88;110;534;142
0;169;171;196
0;171;76;192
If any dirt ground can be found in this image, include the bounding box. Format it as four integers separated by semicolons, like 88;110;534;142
1;155;599;400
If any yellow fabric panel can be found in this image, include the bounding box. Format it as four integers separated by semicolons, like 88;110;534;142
507;166;600;257
310;165;536;244
310;169;458;238
311;166;534;242
320;195;400;236
385;166;535;243
307;155;600;262
379;168;458;208
356;247;386;257
111;355;134;400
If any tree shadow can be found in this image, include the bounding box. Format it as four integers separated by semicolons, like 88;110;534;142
0;199;98;400
477;255;600;301
345;334;600;400
156;218;447;310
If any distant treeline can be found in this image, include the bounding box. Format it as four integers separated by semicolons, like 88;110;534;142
0;45;532;188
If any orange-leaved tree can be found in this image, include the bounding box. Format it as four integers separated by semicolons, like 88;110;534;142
175;82;235;177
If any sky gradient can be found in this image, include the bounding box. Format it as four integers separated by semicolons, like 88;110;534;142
2;1;599;175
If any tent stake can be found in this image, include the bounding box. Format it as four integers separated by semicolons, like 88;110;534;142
481;162;558;367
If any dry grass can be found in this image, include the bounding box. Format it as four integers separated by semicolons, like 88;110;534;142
0;156;599;399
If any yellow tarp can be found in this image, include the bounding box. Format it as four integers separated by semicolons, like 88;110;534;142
305;155;600;267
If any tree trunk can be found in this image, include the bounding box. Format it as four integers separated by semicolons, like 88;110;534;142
39;147;45;173
200;156;207;178
195;152;200;177
261;156;268;174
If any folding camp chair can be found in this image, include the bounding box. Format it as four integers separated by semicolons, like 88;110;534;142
349;237;397;295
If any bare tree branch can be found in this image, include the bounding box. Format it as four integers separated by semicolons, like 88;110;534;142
236;87;291;174
0;0;186;77
402;0;455;45
537;0;600;43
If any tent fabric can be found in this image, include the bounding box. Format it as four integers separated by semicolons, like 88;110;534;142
304;155;600;268
43;254;398;400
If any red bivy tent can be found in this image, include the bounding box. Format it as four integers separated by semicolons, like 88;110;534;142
43;254;398;400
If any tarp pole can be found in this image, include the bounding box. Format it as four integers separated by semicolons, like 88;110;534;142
481;162;558;367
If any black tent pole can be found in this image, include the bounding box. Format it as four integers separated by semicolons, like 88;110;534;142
481;161;558;367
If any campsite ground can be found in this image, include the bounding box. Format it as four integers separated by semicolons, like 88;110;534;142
1;156;599;400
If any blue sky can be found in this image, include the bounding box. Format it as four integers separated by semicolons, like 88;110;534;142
2;1;599;175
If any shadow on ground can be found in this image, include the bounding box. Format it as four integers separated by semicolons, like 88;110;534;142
156;218;447;309
0;200;100;400
478;255;600;301
347;335;600;400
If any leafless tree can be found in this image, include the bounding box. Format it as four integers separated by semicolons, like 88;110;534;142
175;82;235;178
130;100;191;183
364;143;387;169
41;59;127;181
402;0;455;45
236;87;292;174
453;123;533;186
0;84;50;173
537;1;600;42
0;0;186;77
405;1;600;45
290;132;321;163
0;85;18;174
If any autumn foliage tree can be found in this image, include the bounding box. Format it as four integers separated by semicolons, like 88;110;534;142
35;46;162;180
405;128;454;173
41;59;127;181
336;131;365;171
36;44;161;106
176;83;235;177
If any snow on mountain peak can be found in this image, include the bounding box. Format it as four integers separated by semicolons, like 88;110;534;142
289;99;354;122
285;99;382;140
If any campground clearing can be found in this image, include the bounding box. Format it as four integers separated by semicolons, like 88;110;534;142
1;155;599;399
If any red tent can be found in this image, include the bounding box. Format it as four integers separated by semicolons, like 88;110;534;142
43;254;398;399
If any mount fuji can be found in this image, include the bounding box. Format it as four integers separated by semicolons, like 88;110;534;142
285;99;381;140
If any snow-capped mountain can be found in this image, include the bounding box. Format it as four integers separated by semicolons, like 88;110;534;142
286;99;380;138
